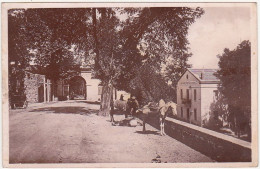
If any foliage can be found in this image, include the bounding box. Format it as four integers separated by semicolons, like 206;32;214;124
90;7;204;113
203;98;227;130
23;8;93;80
8;9;31;67
123;7;203;104
134;8;203;86
8;7;204;114
8;9;30;101
129;61;176;105
215;40;251;131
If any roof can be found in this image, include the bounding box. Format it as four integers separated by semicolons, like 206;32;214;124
187;68;220;84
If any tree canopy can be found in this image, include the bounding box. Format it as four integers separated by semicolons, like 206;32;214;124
215;40;251;129
23;8;94;80
8;7;204;114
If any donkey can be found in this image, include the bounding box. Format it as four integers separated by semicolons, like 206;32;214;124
158;99;177;136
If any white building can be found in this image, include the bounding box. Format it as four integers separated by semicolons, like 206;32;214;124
176;69;220;126
56;66;130;102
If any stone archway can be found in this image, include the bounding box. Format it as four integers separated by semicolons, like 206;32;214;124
69;76;87;100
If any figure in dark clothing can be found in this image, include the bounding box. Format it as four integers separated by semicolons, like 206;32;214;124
120;94;124;101
126;96;139;118
110;97;115;123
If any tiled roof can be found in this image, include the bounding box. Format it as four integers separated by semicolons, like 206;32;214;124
187;68;220;83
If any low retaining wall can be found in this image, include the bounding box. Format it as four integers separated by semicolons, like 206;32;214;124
142;115;251;162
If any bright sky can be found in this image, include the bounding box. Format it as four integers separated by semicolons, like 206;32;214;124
187;7;251;69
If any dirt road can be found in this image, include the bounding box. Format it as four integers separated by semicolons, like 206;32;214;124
9;100;213;163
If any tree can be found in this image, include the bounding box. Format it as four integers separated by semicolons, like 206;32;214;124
15;9;95;99
9;7;204;115
128;60;176;105
8;9;32;107
24;8;93;78
215;40;251;137
91;7;204;115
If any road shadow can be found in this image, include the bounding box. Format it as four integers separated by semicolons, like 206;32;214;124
76;100;100;105
135;130;160;135
29;106;99;116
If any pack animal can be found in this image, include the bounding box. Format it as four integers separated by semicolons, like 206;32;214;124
114;100;127;111
158;99;177;136
137;100;177;135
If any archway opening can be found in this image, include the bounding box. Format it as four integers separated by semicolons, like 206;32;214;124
69;76;86;100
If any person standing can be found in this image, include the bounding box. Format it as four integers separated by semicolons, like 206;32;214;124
142;105;150;132
127;95;139;117
110;96;115;123
126;97;132;118
126;95;138;118
119;94;124;101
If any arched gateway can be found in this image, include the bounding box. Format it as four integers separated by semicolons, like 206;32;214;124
55;66;102;101
23;65;129;103
69;76;86;100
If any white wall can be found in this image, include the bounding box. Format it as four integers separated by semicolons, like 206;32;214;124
80;71;101;101
200;83;218;126
80;71;130;102
177;71;201;125
115;90;130;101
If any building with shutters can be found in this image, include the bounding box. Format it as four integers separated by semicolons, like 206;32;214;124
176;68;220;126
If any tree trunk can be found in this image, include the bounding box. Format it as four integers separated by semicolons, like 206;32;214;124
92;8;101;71
99;83;113;116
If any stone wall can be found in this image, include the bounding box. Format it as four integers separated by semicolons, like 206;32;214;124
24;72;45;103
142;114;251;162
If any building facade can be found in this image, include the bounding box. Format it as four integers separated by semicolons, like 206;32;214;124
176;69;220;126
56;66;102;102
23;65;129;104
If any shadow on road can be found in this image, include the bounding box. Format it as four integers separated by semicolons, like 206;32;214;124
29;106;99;116
76;100;101;105
135;130;160;135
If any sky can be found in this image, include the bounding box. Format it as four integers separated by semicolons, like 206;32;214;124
187;7;251;69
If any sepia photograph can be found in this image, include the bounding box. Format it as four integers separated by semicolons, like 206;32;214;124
2;2;258;168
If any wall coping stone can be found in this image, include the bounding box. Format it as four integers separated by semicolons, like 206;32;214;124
166;117;251;149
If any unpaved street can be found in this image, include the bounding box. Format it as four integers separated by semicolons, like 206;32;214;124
9;100;213;163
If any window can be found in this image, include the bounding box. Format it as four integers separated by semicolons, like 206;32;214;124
186;74;188;79
187;108;190;120
181;89;183;99
181;107;183;117
194;89;197;101
98;86;103;95
186;89;189;99
194;108;197;121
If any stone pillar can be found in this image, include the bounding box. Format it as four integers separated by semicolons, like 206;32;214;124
67;85;70;100
62;80;64;97
47;79;50;102
85;84;88;100
115;89;117;100
52;81;55;101
43;77;46;102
